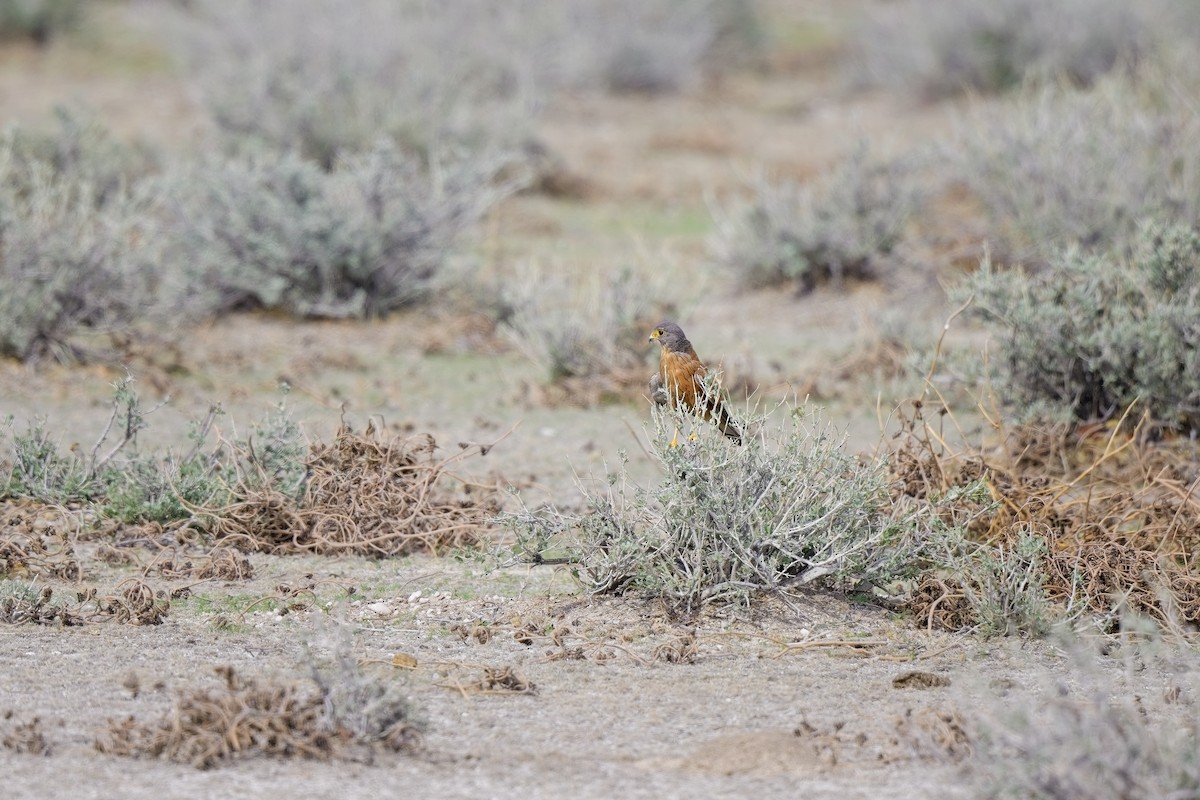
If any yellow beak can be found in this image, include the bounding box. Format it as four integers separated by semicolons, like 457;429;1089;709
649;330;660;342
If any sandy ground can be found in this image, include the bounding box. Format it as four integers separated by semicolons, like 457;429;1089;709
0;552;1114;800
0;4;1188;798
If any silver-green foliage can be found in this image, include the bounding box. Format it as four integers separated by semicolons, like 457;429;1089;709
155;143;513;319
170;0;760;166
966;221;1200;428
711;145;915;292
946;528;1052;637
847;0;1151;98
0;132;156;361
949;82;1200;263
505;403;926;611
1;379;307;525
500;264;667;382
0;0;83;44
172;0;538;167
976;678;1200;799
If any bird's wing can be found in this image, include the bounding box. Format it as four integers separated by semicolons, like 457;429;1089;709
693;366;743;444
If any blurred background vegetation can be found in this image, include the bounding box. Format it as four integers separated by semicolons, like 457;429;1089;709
1;0;1198;435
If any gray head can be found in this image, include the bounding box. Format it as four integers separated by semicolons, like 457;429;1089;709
649;321;691;353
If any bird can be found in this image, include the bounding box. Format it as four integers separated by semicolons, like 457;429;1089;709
648;321;742;444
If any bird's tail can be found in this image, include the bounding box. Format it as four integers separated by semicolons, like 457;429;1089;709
705;398;743;445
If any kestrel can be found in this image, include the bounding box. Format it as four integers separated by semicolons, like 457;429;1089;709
648;321;742;444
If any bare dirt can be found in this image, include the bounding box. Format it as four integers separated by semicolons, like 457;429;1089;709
0;4;1182;798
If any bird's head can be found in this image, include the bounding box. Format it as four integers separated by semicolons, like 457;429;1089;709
649;321;690;352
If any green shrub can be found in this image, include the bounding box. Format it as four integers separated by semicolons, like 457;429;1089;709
1;418;102;504
1;379;306;525
948;81;1200;264
154;144;514;319
503;403;928;612
847;0;1151;98
940;528;1052;637
711;145;915;292
0;0;83;44
964;221;1200;429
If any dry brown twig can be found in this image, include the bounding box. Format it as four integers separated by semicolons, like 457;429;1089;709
190;424;507;558
96;664;420;769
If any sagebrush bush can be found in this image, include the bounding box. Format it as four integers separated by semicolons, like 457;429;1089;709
939;528;1052;637
561;0;727;94
500;263;671;384
847;0;1150;98
711;145;916;292
948;80;1200;264
5;107;158;206
154;144;515;319
166;0;538;167
975;675;1200;799
965;221;1200;429
503;403;929;612
0;135;157;362
160;0;760;166
0;0;83;44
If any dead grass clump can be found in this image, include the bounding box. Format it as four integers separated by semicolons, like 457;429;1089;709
205;425;500;557
461;665;537;695
97;664;421;769
94;579;171;625
154;547;254;581
1;713;50;756
0;583;82;626
652;629;698;664
0;505;81;581
892;399;1200;631
890;707;972;762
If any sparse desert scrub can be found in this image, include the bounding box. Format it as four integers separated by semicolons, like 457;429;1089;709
711;144;917;293
152;143;517;319
964;221;1200;429
891;391;1200;634
499;261;677;404
5;107;159;206
155;0;762;168
846;0;1151;98
555;0;762;94
1;378;502;555
96;631;421;767
0;133;159;362
0;0;84;44
503;402;940;612
0;378;278;521
159;0;538;168
972;663;1200;799
946;80;1200;264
